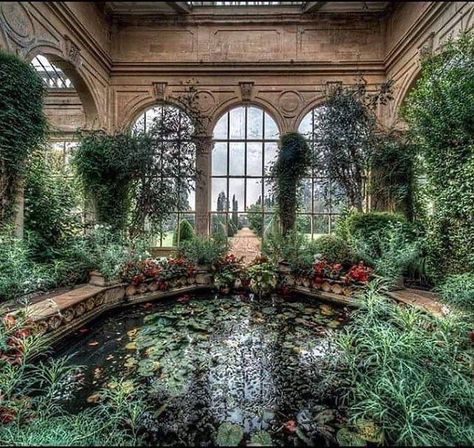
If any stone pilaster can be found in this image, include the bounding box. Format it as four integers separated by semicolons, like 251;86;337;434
194;134;213;236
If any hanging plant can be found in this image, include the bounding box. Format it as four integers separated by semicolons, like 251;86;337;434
0;50;48;225
271;132;311;236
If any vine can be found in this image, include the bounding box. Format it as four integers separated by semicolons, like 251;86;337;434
0;50;48;225
272;132;311;236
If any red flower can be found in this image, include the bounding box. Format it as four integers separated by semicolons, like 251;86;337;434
347;261;372;284
284;420;297;432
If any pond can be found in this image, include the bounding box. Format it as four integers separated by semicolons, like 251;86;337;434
56;293;351;446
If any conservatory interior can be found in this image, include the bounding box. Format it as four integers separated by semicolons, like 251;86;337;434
0;1;473;446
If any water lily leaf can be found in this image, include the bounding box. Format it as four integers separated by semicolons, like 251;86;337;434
353;419;384;443
249;430;272;446
127;328;138;338
216;422;244;447
327;320;341;328
124;357;138;368
125;342;137;350
336;428;366;446
319;304;335;316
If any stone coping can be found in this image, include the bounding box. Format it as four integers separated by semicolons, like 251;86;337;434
5;269;446;344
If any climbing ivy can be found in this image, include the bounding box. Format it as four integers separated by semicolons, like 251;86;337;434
0;50;48;225
272;132;311;236
403;31;474;275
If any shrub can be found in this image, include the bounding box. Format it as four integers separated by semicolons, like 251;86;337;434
173;219;194;245
24;150;82;258
0;50;47;224
178;234;228;266
311;235;353;265
336;282;474;446
436;273;474;312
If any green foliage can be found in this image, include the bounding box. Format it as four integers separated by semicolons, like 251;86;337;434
403;31;474;275
246;259;279;297
178;234;228;266
370;132;419;221
312;80;393;211
311;235;353;265
0;311;148;445
336;282;474;446
272;132;311;236
173;219;194;245
247;203;264;237
24;150;82;258
73;131;137;231
436;273;474;313
0;50;48;224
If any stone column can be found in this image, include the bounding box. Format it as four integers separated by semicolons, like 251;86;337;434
13;179;25;239
194;134;213;236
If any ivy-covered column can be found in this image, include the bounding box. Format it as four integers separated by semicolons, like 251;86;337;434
194;134;213;236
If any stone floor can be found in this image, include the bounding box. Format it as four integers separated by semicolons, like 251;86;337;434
387;288;448;317
229;227;262;264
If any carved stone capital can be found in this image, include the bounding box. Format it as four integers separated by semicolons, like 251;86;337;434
153;81;168;102
239;81;254;102
417;32;435;64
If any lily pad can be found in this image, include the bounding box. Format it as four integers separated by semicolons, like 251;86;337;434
216;422;244;447
319;304;335;316
249;430;272;446
125;341;137;350
336;428;366;447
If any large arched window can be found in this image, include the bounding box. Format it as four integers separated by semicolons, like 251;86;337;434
298;107;345;236
211;105;279;239
133;104;196;247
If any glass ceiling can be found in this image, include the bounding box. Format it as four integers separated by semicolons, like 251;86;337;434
31;55;73;89
188;2;304;6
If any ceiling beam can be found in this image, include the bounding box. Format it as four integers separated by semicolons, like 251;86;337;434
302;2;326;13
166;2;191;14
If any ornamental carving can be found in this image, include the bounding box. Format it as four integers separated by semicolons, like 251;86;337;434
278;90;303;118
239;81;254;102
325;81;342;95
64;36;82;66
153;81;168;101
193;90;216;114
417;32;435;63
1;2;33;39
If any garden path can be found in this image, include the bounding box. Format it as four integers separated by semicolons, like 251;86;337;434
229;227;261;265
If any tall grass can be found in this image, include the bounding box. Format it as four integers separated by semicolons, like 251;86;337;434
336;281;474;446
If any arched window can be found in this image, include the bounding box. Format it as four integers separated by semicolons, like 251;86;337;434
31;55;73;89
298;107;345;237
132;105;196;247
211;105;279;239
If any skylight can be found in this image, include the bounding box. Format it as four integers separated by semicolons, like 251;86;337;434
31;55;73;89
188;2;304;6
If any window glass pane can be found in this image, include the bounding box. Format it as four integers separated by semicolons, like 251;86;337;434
297;214;312;237
212;178;228;212
247;107;263;139
264;112;279;139
264;142;278;173
263;180;275;212
211;213;227;238
299;110;312;136
230;107;245;139
160;214;178;247
263;213;276;236
246;178;262;210
313;215;329;237
229;142;245;175
299;178;312;213
313;180;329;213
229;178;245;212
214;113;228;139
247;142;263;176
212;142;227;176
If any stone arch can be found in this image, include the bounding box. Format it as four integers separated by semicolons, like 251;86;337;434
210;98;284;137
25;45;100;129
393;66;422;122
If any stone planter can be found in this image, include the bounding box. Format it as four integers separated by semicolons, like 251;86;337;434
89;271;118;287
